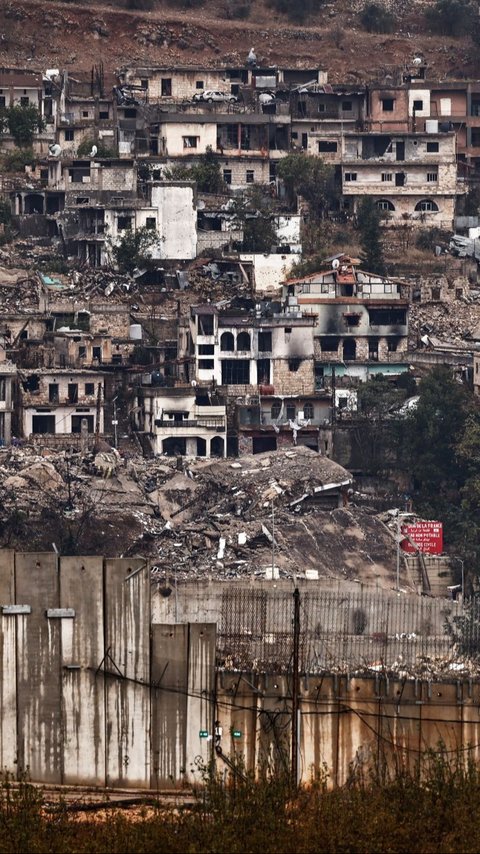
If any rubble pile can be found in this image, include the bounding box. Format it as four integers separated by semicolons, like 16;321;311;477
408;299;480;348
143;447;399;584
0;444;399;585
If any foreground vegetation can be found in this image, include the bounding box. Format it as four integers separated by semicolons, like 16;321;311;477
4;751;480;853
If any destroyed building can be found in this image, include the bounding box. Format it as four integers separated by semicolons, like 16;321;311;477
134;383;227;458
17;368;105;438
282;255;410;387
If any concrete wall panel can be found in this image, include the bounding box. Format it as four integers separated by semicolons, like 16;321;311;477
15;552;61;783
185;623;216;784
0;550;17;771
151;624;188;788
60;557;105;785
104;559;150;787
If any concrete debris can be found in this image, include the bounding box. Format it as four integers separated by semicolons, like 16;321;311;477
0;444;400;587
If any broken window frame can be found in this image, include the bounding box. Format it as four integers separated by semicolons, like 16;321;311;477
198;344;215;355
415;199;439;212
198;315;214;336
258;331;272;352
221;359;250;385
236;331;251;352
67;383;79;404
271;400;282;419
183;136;199;149
220;331;234;351
48;383;59;404
257;358;271;385
318;140;338;153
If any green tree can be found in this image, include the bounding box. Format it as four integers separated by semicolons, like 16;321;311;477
357;374;412;419
360;3;395;33
356;196;385;274
110;226;160;275
4;104;44;147
164;147;225;194
426;0;475;37
277;152;338;220
400;367;473;529
231;186;278;252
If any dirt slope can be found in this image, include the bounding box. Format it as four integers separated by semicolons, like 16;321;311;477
0;0;476;81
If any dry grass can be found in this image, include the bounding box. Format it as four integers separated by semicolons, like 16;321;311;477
3;751;480;853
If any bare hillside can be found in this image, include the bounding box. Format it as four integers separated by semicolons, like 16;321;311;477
0;0;477;80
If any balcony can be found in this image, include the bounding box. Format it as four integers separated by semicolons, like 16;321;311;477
155;417;226;431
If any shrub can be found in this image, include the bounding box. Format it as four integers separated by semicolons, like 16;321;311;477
2;149;35;173
268;0;324;24
224;0;251;18
77;138;116;158
425;0;475;37
415;228;447;251
360;2;395;33
163;147;226;194
127;0;155;8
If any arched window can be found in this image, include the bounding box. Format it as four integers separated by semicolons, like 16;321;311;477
375;199;395;211
237;331;251;351
303;402;314;420
415;199;439;212
220;331;234;351
271;400;282;420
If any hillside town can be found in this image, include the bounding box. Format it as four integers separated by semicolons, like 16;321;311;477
4;44;480;811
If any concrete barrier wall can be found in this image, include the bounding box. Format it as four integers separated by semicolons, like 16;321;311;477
214;673;480;787
0;552;478;790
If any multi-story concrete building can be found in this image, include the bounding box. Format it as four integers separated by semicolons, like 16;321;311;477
18;369;105;438
0;342;16;446
134;383;227;457
341;130;460;227
282;255;410;387
189;303;316;395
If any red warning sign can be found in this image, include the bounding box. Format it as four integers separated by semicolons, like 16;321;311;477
400;521;443;555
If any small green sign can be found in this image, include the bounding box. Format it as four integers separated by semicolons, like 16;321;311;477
232;730;242;738
199;730;209;738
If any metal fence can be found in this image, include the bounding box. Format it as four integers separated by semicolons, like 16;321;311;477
217;588;467;674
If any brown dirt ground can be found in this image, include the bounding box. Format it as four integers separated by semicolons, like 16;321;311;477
0;0;477;81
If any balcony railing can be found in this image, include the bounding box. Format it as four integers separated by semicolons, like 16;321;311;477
155;418;226;430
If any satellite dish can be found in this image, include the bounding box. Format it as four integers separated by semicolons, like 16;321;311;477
332;259;340;269
412;57;423;65
48;143;62;157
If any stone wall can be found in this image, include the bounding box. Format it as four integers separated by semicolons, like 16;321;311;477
272;357;315;394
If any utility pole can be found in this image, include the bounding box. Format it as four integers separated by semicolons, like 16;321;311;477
112;395;118;449
271;498;275;578
292;587;300;788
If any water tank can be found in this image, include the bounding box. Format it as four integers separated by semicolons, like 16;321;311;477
425;119;438;134
129;323;143;340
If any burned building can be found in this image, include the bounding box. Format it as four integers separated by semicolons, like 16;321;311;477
283;255;410;387
189;302;316;394
18;369;105;438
